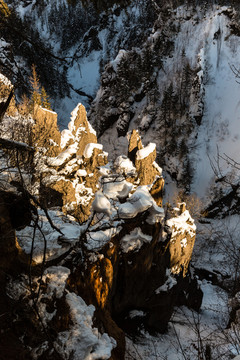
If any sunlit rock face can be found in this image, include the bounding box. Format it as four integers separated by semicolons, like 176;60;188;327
32;106;200;358
127;129;165;206
65;132;201;358
32;105;61;157
34;103;108;222
0;76;200;360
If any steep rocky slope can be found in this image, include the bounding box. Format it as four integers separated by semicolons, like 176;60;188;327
3;0;240;201
0;74;202;359
1;1;240;358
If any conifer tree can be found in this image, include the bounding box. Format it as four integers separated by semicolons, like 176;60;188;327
41;87;51;110
29;64;41;107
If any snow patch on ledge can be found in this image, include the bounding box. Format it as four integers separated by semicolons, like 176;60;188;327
136;143;156;160
121;227;152;253
40;106;57;115
83;143;103;158
114;155;136;175
55;292;116;360
166;210;196;238
118;186;164;221
42;266;70;299
47;143;78;166
88;121;97;136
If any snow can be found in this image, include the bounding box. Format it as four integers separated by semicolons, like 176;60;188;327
60;129;73;149
17;209;81;263
92;190;112;216
136;143;156;160
76;169;88;177
152;161;162;175
155;269;177;293
103;179;133;200
121;227;152;253
0;73;12;87
126;280;229;359
69;103;81;133
40;106;57;115
75;183;94;206
129;310;146;319
166;209;196;238
83;143;103;158
118;186;164;220
110;49;127;71
42;266;70;299
86;225;122;251
88;121;97;136
114;155;136;175
47;143;78;166
55;291;116;360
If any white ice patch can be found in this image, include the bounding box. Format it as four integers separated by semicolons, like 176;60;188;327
121;227;152;253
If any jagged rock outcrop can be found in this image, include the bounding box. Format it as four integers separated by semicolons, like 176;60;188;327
32;104;61;157
0;77;201;360
126;129;165;206
34;103;108;222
